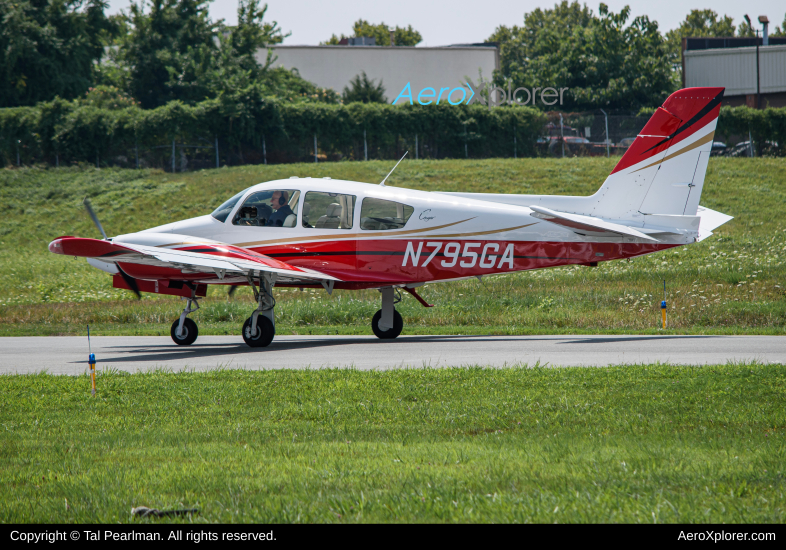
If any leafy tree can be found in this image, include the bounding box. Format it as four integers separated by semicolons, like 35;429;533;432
342;71;386;103
107;0;333;108
664;10;735;64
737;14;761;38
324;20;422;46
489;1;593;97
261;68;340;104
78;85;141;109
489;2;673;111
736;16;754;37
191;0;289;98
114;0;219;108
0;0;117;107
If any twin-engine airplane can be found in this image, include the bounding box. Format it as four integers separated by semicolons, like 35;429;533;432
49;87;732;347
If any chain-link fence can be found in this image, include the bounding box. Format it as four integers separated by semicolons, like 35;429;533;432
536;112;649;158
2;104;782;171
535;112;780;158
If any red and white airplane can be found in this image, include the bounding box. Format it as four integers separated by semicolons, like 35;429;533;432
49;87;732;347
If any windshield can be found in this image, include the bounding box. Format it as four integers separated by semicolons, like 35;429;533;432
210;189;248;223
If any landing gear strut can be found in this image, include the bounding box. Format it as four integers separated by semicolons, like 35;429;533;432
372;287;403;339
171;288;199;345
243;271;276;348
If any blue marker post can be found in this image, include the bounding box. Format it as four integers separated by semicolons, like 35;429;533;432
87;325;96;396
661;280;667;329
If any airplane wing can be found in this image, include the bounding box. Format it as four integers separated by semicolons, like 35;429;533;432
529;206;658;241
48;236;341;283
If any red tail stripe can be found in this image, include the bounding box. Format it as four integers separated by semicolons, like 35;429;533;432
610;87;724;174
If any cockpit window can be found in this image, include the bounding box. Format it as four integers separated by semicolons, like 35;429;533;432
360;198;414;230
232;189;300;228
210;189;248;223
302;192;356;229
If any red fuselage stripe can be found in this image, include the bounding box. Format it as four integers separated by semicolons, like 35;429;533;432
115;238;679;286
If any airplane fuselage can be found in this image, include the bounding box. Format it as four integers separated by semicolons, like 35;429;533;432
102;178;687;289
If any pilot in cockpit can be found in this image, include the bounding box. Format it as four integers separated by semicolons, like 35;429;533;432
266;190;294;227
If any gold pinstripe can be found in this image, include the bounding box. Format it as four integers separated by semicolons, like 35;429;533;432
632;131;715;173
420;223;537;239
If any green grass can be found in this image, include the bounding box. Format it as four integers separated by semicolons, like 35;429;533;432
1;364;784;523
3;160;783;525
1;157;786;336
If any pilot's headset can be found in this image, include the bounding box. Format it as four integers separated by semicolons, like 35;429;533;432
278;190;289;206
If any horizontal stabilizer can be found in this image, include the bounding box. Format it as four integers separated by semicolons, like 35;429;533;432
696;206;733;241
529;206;658;241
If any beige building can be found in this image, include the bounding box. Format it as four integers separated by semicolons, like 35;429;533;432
683;39;786;108
260;45;499;102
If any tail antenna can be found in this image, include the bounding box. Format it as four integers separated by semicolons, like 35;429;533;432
379;151;408;186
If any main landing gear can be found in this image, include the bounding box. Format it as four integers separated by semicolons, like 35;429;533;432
242;271;276;348
371;287;403;339
171;287;200;345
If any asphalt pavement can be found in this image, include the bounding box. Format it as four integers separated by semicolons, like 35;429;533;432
0;334;783;374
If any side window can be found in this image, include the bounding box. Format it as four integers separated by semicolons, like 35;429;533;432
360;198;414;230
302;192;356;230
232;189;300;228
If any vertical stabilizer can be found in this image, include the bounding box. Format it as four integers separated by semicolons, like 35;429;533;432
438;87;728;229
592;87;724;219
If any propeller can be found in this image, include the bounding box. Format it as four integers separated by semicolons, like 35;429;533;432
116;264;141;300
83;197;138;298
228;285;238;297
83;197;108;240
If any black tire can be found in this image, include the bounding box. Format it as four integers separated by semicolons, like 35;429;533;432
170;317;198;346
371;309;403;339
242;315;275;348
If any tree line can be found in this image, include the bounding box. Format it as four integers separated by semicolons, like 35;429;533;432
1;1;784;166
1;0;339;109
2;1;785;112
2;85;783;167
0;87;550;167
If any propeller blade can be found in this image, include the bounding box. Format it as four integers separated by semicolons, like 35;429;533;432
228;285;238;297
83;198;108;240
116;264;141;299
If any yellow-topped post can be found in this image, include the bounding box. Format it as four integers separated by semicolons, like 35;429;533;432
88;353;96;396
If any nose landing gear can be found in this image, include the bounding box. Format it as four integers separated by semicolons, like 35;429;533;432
171;289;200;345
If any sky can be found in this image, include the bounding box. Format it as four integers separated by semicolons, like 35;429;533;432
106;1;786;46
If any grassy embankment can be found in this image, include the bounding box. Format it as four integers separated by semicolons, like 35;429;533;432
1;157;785;336
1;364;784;523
